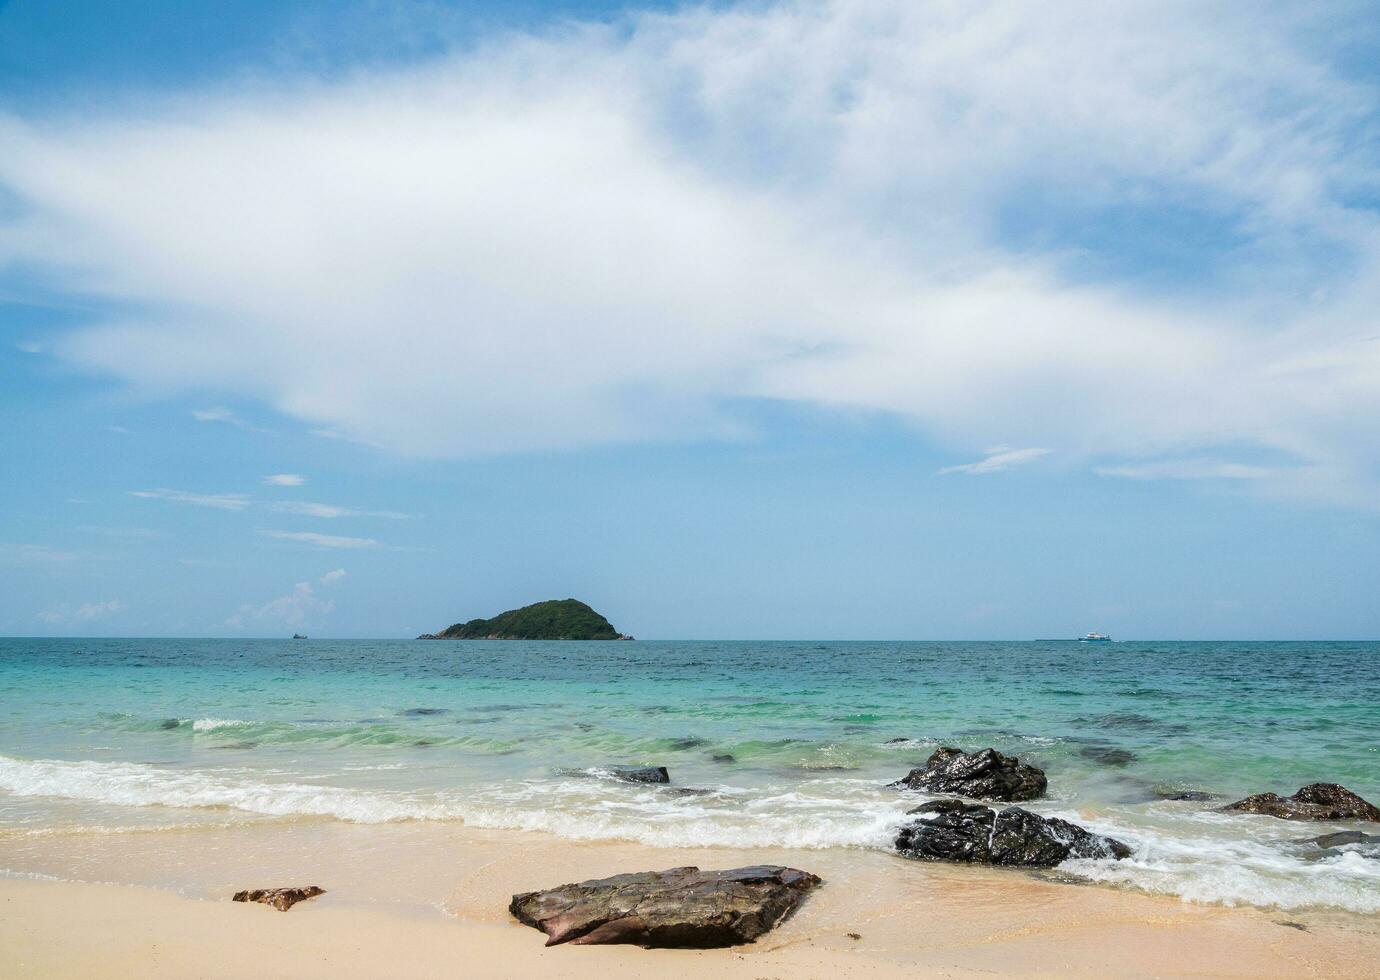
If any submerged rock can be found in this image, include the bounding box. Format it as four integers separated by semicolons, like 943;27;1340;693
232;886;325;911
1223;783;1380;822
890;747;1047;802
510;865;821;948
711;753;736;763
554;765;671;784
1157;789;1218;802
1078;746;1135;767
895;799;1131;867
1303;831;1380;848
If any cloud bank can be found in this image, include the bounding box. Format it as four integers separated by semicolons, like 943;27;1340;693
1;0;1378;503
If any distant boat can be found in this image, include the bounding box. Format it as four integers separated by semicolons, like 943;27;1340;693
292;633;308;640
1078;632;1112;642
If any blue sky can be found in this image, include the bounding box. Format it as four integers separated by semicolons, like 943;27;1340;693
2;0;1378;639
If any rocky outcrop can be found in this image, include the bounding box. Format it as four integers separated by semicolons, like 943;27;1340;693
232;886;325;911
1223;783;1380;822
890;747;1047;802
895;799;1132;867
510;865;821;947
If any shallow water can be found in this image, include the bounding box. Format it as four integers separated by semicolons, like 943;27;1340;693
1;638;1377;913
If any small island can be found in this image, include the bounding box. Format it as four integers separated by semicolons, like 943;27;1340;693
417;598;633;641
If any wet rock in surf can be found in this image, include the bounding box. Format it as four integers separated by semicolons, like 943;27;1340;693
158;718;182;730
509;865;821;947
556;765;670;784
233;886;325;911
890;747;1047;802
1301;831;1380;848
895;799;1131;867
1157;789;1218;802
399;707;448;716
1223;783;1380;822
711;753;736;763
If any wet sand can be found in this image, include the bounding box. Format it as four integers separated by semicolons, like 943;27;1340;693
2;823;1378;978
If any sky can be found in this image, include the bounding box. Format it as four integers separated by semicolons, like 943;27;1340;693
1;0;1378;640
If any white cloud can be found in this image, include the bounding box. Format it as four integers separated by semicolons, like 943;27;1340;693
939;447;1052;475
2;1;1378;503
262;473;305;486
37;598;126;625
259;530;381;549
130;488;250;511
226;567;346;629
268;501;408;519
16;341;43;354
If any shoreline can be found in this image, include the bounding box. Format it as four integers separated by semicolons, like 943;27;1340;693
4;822;1379;978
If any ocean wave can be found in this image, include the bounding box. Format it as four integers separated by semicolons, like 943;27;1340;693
0;755;447;824
3;753;1378;914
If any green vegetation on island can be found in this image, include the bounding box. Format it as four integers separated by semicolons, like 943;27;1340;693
417;598;632;640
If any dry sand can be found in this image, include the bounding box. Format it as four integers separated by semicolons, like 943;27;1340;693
2;824;1377;978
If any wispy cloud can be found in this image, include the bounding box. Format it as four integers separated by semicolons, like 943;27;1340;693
940;447;1052;475
75;525;163;541
259;530;381;549
0;543;78;565
3;2;1379;503
192;407;267;432
37;598;126;625
1096;460;1277;481
320;568;346;584
130;488;250;511
262;473;305;486
268;501;408;519
15;341;43;354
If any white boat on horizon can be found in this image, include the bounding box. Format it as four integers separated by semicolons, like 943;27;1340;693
1078;632;1112;642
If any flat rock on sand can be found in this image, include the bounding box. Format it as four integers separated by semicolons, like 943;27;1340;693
232;886;325;911
510;865;821;948
1223;783;1380;822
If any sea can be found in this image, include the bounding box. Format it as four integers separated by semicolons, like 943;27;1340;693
1;638;1377;914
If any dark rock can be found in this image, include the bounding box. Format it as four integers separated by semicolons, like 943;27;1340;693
895;799;1131;867
1159;790;1217;802
1223;783;1380;822
158;718;182;730
664;787;714;798
509;865;821;947
711;753;736;763
400;707;448;716
1302;831;1380;848
608;765;669;784
1276;921;1308;931
1078;746;1135;767
670;738;706;749
233;886;325;911
890;747;1047;802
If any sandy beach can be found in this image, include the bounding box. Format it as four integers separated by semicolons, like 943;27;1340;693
4;823;1379;979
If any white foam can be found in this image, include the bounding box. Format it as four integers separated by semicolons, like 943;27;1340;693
0;755;445;824
191;718;250;732
3;754;1377;914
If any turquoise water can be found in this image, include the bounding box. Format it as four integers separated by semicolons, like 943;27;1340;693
1;639;1377;912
